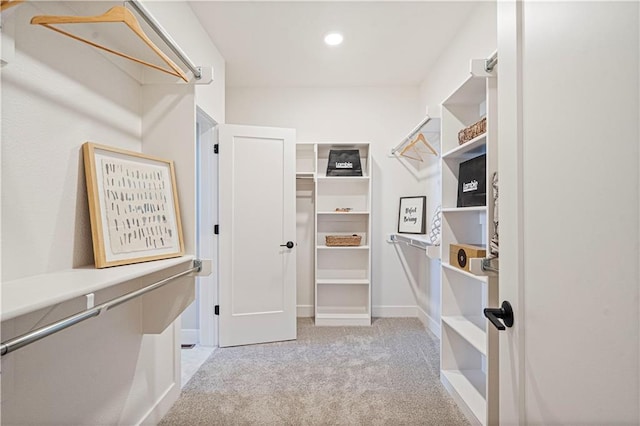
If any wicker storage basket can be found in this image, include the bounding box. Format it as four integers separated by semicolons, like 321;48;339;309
325;234;362;247
458;117;487;145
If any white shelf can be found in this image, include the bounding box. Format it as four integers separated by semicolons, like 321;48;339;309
442;134;487;159
441;369;487;425
296;172;314;179
1;255;196;321
442;316;487;355
317;245;370;250
312;142;371;326
317;211;369;215
316;279;370;285
316;175;370;181
442;263;489;283
442;206;487;213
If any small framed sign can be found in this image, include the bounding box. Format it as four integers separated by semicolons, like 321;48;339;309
83;142;184;268
398;196;426;234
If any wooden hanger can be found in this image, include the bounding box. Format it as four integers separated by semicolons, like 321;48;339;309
1;0;24;12
30;6;188;82
399;133;438;161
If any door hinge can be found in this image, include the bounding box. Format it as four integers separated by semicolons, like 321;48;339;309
214;144;219;154
214;224;219;235
214;305;219;315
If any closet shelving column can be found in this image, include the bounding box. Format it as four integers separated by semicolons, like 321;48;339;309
440;75;498;425
314;142;371;326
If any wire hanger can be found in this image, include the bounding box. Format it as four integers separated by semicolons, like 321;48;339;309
399;133;438;161
30;5;188;82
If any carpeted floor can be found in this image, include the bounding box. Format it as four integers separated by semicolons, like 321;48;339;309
160;318;470;426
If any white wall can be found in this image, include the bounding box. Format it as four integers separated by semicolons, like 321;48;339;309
1;1;223;423
142;1;226;342
227;87;426;316
415;1;497;333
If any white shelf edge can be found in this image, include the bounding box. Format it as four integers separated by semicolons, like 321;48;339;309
389;233;441;259
317;245;370;250
442;133;487;159
316;176;370;181
316;279;370;285
441;206;487;213
442;316;487;355
315;312;370;319
441;369;487;425
1;255;196;322
317;211;370;215
442;263;489;282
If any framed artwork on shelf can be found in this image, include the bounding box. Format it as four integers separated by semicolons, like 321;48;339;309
83;142;184;268
398;196;426;234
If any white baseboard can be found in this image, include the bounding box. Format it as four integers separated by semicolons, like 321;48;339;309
297;305;314;317
137;382;180;425
372;305;418;318
181;329;198;345
417;305;441;338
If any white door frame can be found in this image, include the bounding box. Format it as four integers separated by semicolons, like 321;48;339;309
196;107;218;347
497;1;524;423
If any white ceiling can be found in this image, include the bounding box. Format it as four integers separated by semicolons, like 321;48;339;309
189;1;479;88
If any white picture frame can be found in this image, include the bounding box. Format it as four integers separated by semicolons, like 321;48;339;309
398;196;426;234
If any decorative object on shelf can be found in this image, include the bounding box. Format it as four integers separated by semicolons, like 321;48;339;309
458;117;487;145
450;243;486;272
457;154;486;207
428;204;442;245
83;142;184;268
335;207;352;212
30;6;189;82
325;234;362;247
398;196;426;234
491;172;499;255
326;149;363;176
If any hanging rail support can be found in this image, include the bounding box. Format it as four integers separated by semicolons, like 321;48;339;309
0;259;202;357
485;51;498;73
127;0;202;80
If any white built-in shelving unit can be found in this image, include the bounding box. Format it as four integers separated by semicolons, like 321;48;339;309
296;142;372;326
440;73;498;426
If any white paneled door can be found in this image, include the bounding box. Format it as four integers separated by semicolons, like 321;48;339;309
218;124;297;347
498;1;639;424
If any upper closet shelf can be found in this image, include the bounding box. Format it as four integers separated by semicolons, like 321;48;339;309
1;255;195;322
391;115;441;161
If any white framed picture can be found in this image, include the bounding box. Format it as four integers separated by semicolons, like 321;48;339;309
83;142;184;268
398;196;426;234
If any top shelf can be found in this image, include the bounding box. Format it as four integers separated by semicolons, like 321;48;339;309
1;256;196;322
443;75;487;106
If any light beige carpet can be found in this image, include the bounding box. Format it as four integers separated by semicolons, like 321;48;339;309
160;318;470;425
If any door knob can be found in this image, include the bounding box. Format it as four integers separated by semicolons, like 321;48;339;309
280;241;294;249
483;301;514;331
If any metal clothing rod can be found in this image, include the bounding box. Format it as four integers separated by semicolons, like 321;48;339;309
0;260;202;357
127;0;202;80
485;52;498;73
391;115;432;154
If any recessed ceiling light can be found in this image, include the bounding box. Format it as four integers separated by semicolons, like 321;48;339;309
324;32;343;46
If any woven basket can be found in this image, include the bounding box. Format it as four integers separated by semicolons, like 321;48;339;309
458;117;487;145
326;234;362;247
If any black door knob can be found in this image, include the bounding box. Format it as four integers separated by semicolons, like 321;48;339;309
483;301;514;331
280;241;294;249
